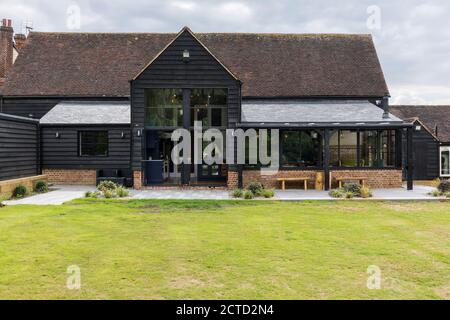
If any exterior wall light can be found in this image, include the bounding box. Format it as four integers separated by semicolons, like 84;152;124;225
415;125;421;131
137;129;142;137
55;132;60;139
182;49;190;63
121;131;125;139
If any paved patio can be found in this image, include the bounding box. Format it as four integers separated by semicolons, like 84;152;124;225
1;184;440;205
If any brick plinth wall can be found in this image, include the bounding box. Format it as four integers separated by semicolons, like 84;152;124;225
133;170;142;190
43;169;96;185
227;170;239;189
242;169;403;189
330;169;403;188
243;169;322;189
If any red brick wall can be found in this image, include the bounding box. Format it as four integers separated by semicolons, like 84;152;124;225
330;169;402;188
242;169;403;189
43;169;96;185
133;170;142;190
227;170;238;189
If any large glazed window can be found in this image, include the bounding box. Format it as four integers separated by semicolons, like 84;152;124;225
79;131;108;157
330;130;396;168
190;88;227;128
281;130;322;167
145;89;183;127
360;130;379;167
330;130;358;167
441;147;450;177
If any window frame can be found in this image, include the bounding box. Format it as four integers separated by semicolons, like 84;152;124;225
330;129;397;169
78;130;109;157
440;146;450;177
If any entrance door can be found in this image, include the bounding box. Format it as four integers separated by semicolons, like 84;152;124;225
196;140;226;182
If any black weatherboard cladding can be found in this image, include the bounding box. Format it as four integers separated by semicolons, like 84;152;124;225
40;126;131;169
131;29;241;170
0;114;39;181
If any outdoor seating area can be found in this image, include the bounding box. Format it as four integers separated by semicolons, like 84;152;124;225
335;177;367;188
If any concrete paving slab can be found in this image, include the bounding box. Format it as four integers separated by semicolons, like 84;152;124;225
3;185;96;206
1;184;440;205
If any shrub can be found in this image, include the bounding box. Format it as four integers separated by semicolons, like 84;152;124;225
359;186;373;198
345;191;354;199
262;189;275;198
243;190;254;199
343;183;362;196
437;180;450;194
329;189;345;198
116;186;129;198
12;185;27;199
445;192;450;198
85;191;101;198
97;180;118;193
429;189;441;197
103;190;116;199
91;191;101;198
247;182;264;196
232;189;243;198
35;180;49;193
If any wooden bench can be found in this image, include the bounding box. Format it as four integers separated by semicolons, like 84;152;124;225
277;177;313;190
335;177;367;188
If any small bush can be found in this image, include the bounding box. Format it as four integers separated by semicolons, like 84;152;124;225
97;180;118;193
12;185;27;199
231;189;243;198
445;192;450;198
247;182;264;196
243;190;254;199
91;191;101;198
359;186;373;198
437;180;450;194
116;186;129;198
262;189;275;198
85;191;101;198
35;180;49;193
429;189;441;197
343;183;362;196
103;190;116;199
329;189;345;198
345;191;354;199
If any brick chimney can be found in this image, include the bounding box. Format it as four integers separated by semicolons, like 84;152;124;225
0;18;14;83
14;33;27;51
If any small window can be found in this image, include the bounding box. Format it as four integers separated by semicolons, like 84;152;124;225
441;147;450;177
79;131;108;157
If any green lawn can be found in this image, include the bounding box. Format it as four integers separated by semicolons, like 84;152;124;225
0;199;449;300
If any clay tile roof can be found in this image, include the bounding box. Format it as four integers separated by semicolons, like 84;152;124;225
390;105;450;142
2;31;389;98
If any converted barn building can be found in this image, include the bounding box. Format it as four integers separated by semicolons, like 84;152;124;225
0;26;415;190
391;105;450;180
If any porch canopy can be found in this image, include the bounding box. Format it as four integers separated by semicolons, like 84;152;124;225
238;99;414;190
239;99;405;128
40;101;131;125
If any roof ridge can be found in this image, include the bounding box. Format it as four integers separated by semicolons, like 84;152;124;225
29;31;371;37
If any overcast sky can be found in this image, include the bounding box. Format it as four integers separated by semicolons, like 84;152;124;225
1;0;449;104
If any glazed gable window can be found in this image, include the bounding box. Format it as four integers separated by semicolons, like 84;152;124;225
79;131;108;157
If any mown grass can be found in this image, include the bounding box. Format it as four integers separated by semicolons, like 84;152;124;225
0;199;449;299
